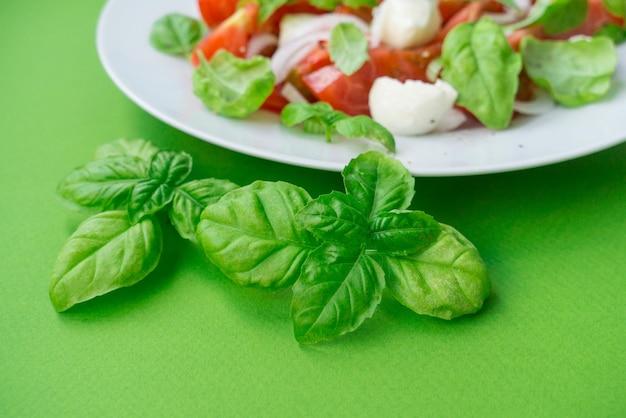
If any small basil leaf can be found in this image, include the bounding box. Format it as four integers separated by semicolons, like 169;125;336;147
369;210;441;256
379;224;491;320
128;151;193;222
258;0;290;22
329;22;369;76
49;211;163;312
441;18;522;130
169;178;240;243
297;191;369;245
342;151;415;220
602;0;626;18
94;138;160;162
505;0;588;35
149;13;205;57
281;101;348;142
334;115;395;153
291;244;385;344
197;181;320;288
193;50;275;118
56;156;148;211
521;36;618;107
595;24;626;44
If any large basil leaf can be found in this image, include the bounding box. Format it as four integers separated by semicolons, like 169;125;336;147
379;224;491;320
193;50;275;119
49;211;163;312
441;18;522;130
521;36;618;107
334;115;396;153
128;150;192;222
197;181;320;288
169;178;240;244
342;151;415;220
291;244;385;344
297;191;369;245
368;210;441;256
56;156;148;211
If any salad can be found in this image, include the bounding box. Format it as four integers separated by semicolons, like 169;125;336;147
150;0;625;149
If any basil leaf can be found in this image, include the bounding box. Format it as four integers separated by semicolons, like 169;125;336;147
297;191;369;245
149;13;205;57
329;22;369;76
379;224;491;320
169;178;240;244
506;0;588;35
128;151;193;222
56;156;148;211
197;181;320;288
441;18;522;130
369;210;441;256
595;24;626;44
342;151;415;221
49;211;163;312
193;50;275;118
334;115;396;153
602;0;626;18
258;0;290;22
291;244;385;344
94;138;159;162
281;102;348;142
520;36;618;107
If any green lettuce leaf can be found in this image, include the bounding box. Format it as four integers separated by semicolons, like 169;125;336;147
193;50;275;118
521;36;618;107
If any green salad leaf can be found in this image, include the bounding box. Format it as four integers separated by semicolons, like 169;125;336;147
602;0;626;18
595;24;626;44
197;181;320;288
291;244;385;344
329;22;370;76
169;179;240;244
93;138;159;162
521;36;618;107
149;13;205;57
505;0;589;35
50;211;163;312
281;102;396;152
193;50;275;118
441;18;522;130
378;224;491;320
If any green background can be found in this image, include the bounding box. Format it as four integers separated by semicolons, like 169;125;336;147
2;1;625;417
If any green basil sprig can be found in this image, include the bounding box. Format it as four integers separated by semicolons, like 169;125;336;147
51;139;239;311
52;139;491;344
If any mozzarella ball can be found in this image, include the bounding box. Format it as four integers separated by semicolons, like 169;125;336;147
368;77;458;136
371;0;442;49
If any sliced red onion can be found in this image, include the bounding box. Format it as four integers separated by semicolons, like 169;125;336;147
485;0;531;25
280;82;309;103
286;13;370;42
514;88;555;115
246;33;278;58
271;31;331;84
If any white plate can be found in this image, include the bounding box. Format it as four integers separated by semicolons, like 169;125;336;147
96;0;626;176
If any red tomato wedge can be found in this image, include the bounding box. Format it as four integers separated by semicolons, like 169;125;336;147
197;0;238;28
191;2;259;66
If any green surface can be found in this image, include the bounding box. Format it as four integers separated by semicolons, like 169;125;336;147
1;1;625;417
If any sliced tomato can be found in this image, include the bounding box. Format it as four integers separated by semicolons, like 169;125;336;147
260;85;291;113
302;62;375;116
436;0;505;41
370;42;442;82
191;2;259;66
197;0;238;28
